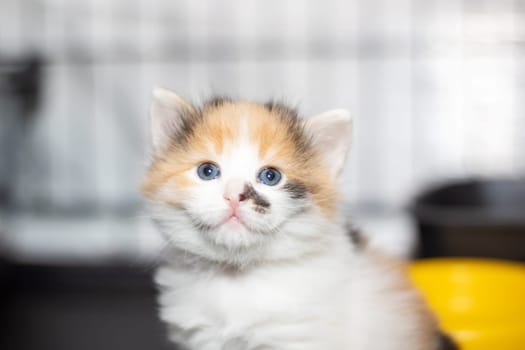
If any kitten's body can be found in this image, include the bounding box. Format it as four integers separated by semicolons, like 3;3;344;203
155;239;436;350
142;89;452;350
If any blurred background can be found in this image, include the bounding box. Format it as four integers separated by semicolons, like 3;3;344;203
1;0;524;349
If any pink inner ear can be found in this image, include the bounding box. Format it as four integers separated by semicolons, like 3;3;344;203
305;110;352;178
149;88;194;154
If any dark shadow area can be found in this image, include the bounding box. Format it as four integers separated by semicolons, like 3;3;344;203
0;261;175;350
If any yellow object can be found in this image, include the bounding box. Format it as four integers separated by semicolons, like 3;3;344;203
410;259;525;350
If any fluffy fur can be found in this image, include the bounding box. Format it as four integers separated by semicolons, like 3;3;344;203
142;88;452;350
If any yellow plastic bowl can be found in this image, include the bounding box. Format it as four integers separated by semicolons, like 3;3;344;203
410;259;525;350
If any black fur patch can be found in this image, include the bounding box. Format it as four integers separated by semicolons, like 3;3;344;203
241;184;271;210
438;332;459;350
264;100;314;159
164;105;203;151
346;225;367;249
264;101;299;118
204;96;232;109
283;181;308;199
162;96;231;152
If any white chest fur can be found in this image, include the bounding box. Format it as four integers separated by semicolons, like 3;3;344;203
155;251;353;350
154;246;438;350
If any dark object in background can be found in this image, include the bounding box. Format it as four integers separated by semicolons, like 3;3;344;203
0;54;42;114
0;55;42;207
0;262;174;350
413;179;525;261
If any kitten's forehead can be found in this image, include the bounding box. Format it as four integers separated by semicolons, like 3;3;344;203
218;120;261;180
196;100;305;160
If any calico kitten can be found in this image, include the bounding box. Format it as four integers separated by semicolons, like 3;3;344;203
142;88;456;350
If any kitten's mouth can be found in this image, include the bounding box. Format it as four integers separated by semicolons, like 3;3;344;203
221;213;249;230
187;209;271;236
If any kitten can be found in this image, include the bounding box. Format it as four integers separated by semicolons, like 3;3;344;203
142;88;456;350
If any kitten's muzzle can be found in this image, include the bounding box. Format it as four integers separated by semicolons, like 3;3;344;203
223;179;270;211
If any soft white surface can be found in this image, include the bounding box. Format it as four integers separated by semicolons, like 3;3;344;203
0;212;163;264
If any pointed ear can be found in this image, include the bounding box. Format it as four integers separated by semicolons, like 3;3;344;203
149;87;194;154
304;109;352;178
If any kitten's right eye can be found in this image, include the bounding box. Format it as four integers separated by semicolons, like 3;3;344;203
197;162;221;180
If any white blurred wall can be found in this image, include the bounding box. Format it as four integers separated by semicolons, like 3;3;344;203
1;0;524;261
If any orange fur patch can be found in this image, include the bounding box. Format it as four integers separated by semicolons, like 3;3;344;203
142;100;339;216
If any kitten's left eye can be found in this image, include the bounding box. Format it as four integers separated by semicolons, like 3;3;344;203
258;167;282;186
197;162;221;180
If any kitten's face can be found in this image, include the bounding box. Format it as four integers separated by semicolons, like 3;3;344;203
142;89;351;266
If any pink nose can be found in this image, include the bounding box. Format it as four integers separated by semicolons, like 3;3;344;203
223;178;247;207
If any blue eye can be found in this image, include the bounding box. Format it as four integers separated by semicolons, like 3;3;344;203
197;162;221;180
258;167;282;186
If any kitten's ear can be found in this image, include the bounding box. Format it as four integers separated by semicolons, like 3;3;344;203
149;87;194;154
305;109;352;178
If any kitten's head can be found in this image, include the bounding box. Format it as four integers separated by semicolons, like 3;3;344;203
142;88;352;267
